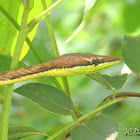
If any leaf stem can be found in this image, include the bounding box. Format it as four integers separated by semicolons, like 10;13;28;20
41;0;83;119
48;92;140;139
47;97;126;140
0;6;30;140
103;92;140;101
50;77;64;92
61;78;71;97
41;0;60;57
41;0;83;120
41;0;71;97
112;88;116;101
28;0;64;33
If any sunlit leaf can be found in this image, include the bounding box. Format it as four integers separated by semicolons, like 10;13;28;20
122;35;140;73
65;0;105;44
71;115;119;140
88;73;128;90
46;0;52;8
0;1;45;60
14;83;73;115
8;126;48;140
0;54;26;72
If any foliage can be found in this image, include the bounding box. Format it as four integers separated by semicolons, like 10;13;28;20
0;0;140;140
71;115;119;140
8;126;48;140
88;73;128;90
14;83;73;115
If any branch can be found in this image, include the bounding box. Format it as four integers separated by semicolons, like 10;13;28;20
48;92;140;139
0;5;30;140
134;72;140;78
103;92;140;102
47;97;125;140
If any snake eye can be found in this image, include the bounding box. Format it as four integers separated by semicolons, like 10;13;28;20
92;58;99;65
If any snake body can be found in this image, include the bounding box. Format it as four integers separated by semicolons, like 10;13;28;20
0;53;121;86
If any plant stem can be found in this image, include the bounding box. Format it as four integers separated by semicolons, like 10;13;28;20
103;92;140;101
41;0;71;97
41;0;83;119
62;78;71;97
28;0;64;33
26;38;43;62
0;85;14;139
0;5;42;62
41;0;60;57
10;13;29;68
0;7;30;140
0;5;64;91
51;77;64;92
47;97;126;140
112;88;116;101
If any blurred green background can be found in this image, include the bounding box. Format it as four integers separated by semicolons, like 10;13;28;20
5;0;140;139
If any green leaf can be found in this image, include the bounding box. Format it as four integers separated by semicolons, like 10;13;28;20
65;0;105;44
0;5;43;63
0;97;4;104
0;1;45;60
122;35;140;73
14;83;73;115
0;54;26;72
0;2;20;57
123;0;140;33
46;0;52;8
88;73;128;90
8;126;48;140
71;115;119;140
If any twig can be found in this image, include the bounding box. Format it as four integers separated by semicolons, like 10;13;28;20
103;92;140;102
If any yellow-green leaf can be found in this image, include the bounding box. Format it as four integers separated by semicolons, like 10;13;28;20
0;1;45;60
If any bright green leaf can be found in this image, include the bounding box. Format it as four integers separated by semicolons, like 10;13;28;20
0;1;45;60
14;83;73;115
122;35;140;73
0;1;20;57
65;0;105;44
46;0;52;8
71;115;119;140
0;5;43;63
88;73;128;90
8;126;48;140
0;54;26;72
